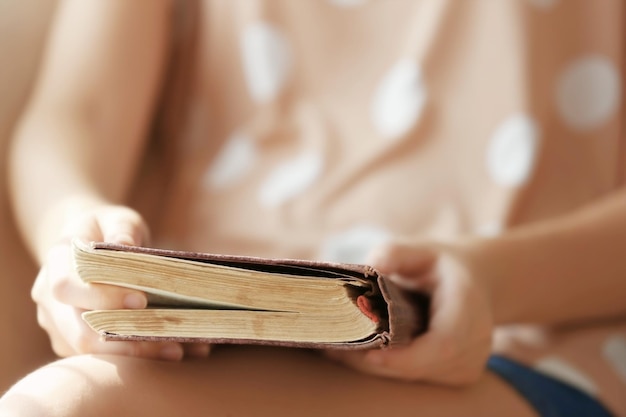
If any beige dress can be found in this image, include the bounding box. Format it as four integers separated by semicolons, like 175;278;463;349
147;1;626;415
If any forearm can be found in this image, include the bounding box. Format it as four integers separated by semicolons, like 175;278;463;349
470;189;626;326
10;113;123;262
8;0;171;262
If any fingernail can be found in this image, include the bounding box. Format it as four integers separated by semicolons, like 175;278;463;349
160;344;184;361
388;273;420;290
112;233;135;245
366;249;387;269
189;344;211;358
123;293;147;309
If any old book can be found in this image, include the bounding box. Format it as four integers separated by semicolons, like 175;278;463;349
73;240;428;349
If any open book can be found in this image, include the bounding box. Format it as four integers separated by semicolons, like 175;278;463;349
73;240;429;349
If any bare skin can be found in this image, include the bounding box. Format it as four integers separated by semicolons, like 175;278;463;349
0;347;537;417
2;1;626;416
0;0;59;392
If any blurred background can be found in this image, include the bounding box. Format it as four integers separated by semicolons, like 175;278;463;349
0;0;58;391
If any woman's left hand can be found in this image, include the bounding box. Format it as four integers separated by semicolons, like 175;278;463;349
325;240;494;386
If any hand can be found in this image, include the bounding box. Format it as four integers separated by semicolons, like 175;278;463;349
326;241;493;386
32;204;211;360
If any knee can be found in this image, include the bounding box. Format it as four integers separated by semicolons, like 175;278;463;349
0;355;125;417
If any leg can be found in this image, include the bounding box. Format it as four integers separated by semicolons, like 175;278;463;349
0;346;537;417
0;212;56;392
0;0;59;392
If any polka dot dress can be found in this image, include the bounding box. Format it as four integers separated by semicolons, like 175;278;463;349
151;1;626;414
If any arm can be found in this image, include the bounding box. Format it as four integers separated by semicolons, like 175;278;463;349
6;0;202;360
473;188;626;325
327;187;626;384
9;0;171;262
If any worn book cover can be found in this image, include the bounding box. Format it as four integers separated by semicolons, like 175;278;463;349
74;240;429;349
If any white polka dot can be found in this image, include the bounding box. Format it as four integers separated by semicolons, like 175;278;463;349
528;0;558;9
535;357;598;396
328;0;367;7
556;56;621;132
603;334;626;383
258;151;323;207
241;22;292;103
371;59;427;139
319;225;391;264
205;132;256;189
486;114;540;187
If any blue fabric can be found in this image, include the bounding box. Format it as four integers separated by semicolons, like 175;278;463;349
487;355;614;417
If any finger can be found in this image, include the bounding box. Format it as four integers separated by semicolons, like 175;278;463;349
184;343;212;359
96;207;149;246
386;270;437;292
31;266;50;305
327;341;478;384
59;213;104;243
360;278;461;365
36;305;76;357
362;282;471;378
326;349;415;380
54;281;148;311
83;339;186;361
33;265;80;357
47;297;183;360
325;341;461;382
46;244;148;310
367;242;437;276
425;348;488;386
362;340;436;380
67;307;184;360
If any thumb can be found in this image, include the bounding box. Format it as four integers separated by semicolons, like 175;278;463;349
367;242;437;275
367;242;438;291
96;207;150;246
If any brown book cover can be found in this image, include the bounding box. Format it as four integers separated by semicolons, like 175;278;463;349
74;241;429;350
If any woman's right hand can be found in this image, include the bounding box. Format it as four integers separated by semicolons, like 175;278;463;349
32;204;209;360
